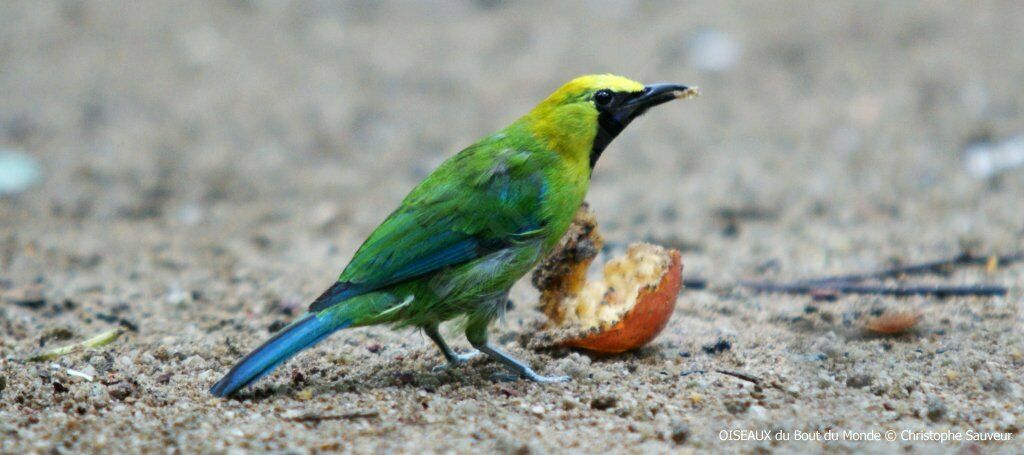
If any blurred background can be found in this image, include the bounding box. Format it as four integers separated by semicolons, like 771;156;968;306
3;1;1022;269
3;1;1022;266
2;1;1023;452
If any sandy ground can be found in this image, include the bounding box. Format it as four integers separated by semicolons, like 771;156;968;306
2;1;1024;453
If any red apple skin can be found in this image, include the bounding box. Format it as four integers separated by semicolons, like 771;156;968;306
561;250;682;353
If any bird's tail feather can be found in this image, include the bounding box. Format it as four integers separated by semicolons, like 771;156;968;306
210;312;350;397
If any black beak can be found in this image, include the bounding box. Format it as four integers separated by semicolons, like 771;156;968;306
591;82;698;168
614;83;698;122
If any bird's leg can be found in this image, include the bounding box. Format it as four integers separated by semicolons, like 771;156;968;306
465;318;569;383
424;323;477;371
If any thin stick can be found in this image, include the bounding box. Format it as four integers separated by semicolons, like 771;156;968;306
678;369;763;385
715;369;761;385
797;252;1024;285
740;281;1007;298
28;328;125;361
684;252;1018;297
286;411;380;423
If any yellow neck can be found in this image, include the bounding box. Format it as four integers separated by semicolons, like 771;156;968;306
524;102;597;171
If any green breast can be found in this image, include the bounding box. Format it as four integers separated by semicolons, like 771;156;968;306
537;154;590;254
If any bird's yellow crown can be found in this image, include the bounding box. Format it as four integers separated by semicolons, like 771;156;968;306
538;74;646;107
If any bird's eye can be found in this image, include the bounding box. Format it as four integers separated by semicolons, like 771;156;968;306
593;89;613;107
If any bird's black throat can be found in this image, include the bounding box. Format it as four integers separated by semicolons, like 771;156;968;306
589;83;690;169
591;110;626;168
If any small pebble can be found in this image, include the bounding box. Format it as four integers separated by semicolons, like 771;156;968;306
590;396;617;411
176;203;204;226
0;150;41;195
51;381;68;394
89;354;113;373
152;346;171;361
670;420;690;444
197;369;216;382
816;372;834;389
165;287;192;306
140;352;157;365
748;405;769;422
268;320;287;333
702;338;732;355
821;344;842;359
561;397;578;410
393;371;415;386
454;400;480;415
553;352;591;379
183;355;206;369
846;373;873;389
724;399;750;415
964;135;1024;179
926;396;946;422
983;373;1011;394
688;392;704;404
89;383;110;403
107;381;134;400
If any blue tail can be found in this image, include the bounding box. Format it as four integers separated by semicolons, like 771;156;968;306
210;313;350;397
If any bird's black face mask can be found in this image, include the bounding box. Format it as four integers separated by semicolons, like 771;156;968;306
590;83;695;168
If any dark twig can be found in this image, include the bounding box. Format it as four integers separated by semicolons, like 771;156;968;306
286;411;380;424
682;278;708;290
797;252;1024;286
715;369;761;385
739;281;1007;298
678;369;763;385
681;252;1017;297
737;251;1020;298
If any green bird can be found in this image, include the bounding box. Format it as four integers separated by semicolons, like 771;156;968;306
210;75;696;396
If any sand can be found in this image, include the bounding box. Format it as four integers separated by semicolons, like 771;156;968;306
2;1;1023;453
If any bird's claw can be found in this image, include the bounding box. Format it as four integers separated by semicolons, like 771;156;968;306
525;373;571;384
489;371;570;383
431;351;479;372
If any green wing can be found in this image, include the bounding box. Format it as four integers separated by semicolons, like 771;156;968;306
309;145;549;312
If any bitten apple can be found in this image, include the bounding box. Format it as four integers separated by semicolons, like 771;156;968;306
532;204;683;353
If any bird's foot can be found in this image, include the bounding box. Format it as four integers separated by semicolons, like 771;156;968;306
467;339;570;384
489;370;570;383
431;351;479;372
522;371;571;383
